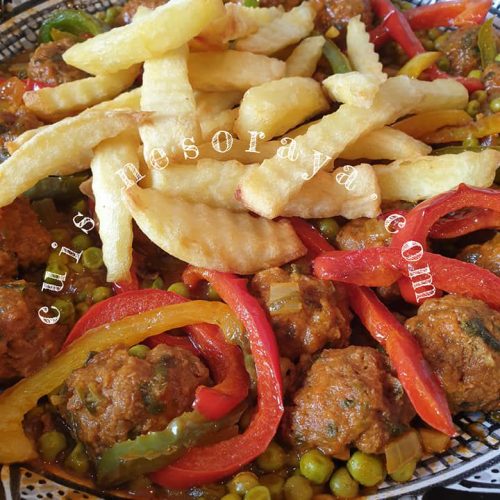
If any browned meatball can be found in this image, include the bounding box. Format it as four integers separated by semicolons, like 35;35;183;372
315;0;373;33
286;347;414;457
0;282;68;381
336;217;390;250
0;198;51;278
27;39;87;86
0;108;42;159
457;234;500;276
405;295;500;413
251;268;351;360
483;62;500;99
117;0;167;24
59;344;210;456
440;26;480;77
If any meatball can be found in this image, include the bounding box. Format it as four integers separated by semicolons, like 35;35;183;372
0;282;68;380
336;217;391;250
28;39;87;86
315;0;373;33
287;347;414;457
457;234;500;276
405;295;500;413
117;0;167;24
0;198;51;278
251;268;351;360
440;26;480;77
483;62;500;99
59;344;210;456
0;108;42;160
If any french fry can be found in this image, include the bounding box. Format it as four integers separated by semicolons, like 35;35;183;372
200;108;238;141
123;186;306;274
63;0;224;75
235;77;329;140
285;36;325;77
322;72;382;108
238;76;423;219
22;66;140;121
196;90;242;140
195;139;280;164
188;50;286;91
409;78;468;113
235;4;284;27
91;130;139;283
235;1;315;55
341;127;431;160
375;150;500;201
0;110;140;208
140;45;200;164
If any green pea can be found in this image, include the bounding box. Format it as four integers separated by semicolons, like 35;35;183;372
466;99;481;117
46;261;69;277
48;250;70;266
390;460;417;482
167;282;190;298
206;284;221;301
151;277;165;290
70;263;84;273
428;28;441;41
72;234;93;251
490;97;500;113
228;472;260;495
52;298;75;324
257;441;287;472
50;228;70;243
222;495;241;500
422;38;434;51
316;218;339;243
462;136;480;148
82;247;103;270
259;474;284;500
128;344;151;359
92;286;112;303
496;54;500;63
71;199;87;213
329;467;359;498
472;90;488;103
283;476;313;500
38;431;67;462
433;33;449;51
436;56;450;72
299;449;335;485
467;69;482;80
64;442;90;475
347;451;386;487
245;486;271;500
243;0;259;7
75;302;89;316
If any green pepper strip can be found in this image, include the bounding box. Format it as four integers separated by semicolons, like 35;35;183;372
24;173;90;201
322;39;352;74
478;18;497;69
97;407;244;487
432;145;500;155
38;10;107;44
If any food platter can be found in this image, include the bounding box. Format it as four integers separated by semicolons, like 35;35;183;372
0;1;499;499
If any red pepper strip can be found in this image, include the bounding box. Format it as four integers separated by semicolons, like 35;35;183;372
347;285;456;436
292;220;456;436
314;248;500;309
370;0;492;48
62;289;249;421
429;207;500;239
151;267;283;489
391;184;500;303
426;67;485;93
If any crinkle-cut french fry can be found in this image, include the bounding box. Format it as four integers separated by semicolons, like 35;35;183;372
188;50;286;91
0;110;140;208
235;76;329;140
91;130;139;283
200;108;238;141
23;66;140;121
375;150;500;202
235;1;315;55
282;164;381;219
8;88;142;155
194;139;280;164
123;186;306;274
63;0;224;75
408;78;468;113
322;72;382;108
285;36;325;77
238;76;423;219
196;90;243;116
341;127;431;160
140;45;200;164
235;4;284;27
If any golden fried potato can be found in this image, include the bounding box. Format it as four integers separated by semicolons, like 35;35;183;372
409;78;468;113
286;36;325;77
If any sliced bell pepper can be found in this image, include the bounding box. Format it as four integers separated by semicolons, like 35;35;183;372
150;267;283;489
431;145;500;155
322;38;352;74
63;289;249;421
398;51;442;79
0;300;241;463
478;18;497;68
429;207;500;238
292;219;456;436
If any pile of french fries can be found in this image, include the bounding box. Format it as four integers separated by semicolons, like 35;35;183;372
1;0;499;279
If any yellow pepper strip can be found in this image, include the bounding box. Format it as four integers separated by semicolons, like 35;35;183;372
392;109;472;139
0;301;240;464
398;51;442;79
422;112;500;143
